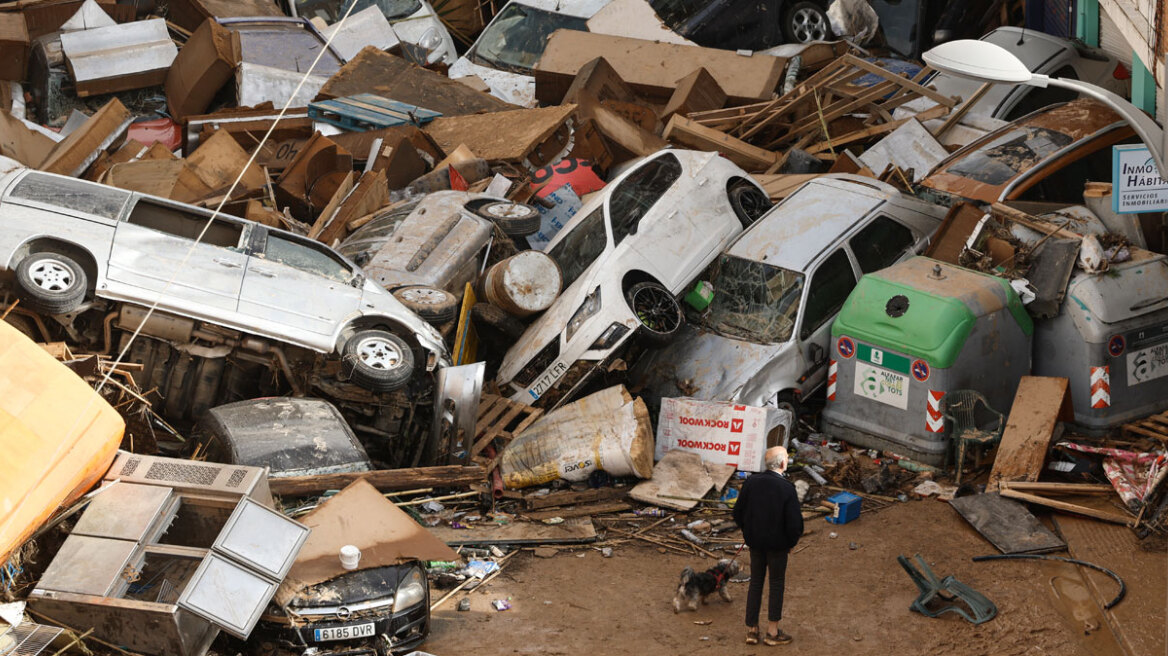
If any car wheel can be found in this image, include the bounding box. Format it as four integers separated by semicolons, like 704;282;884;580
15;253;87;315
625;281;683;345
341;330;416;393
784;1;830;43
393;286;459;324
728;184;772;228
475;201;542;237
471;302;527;341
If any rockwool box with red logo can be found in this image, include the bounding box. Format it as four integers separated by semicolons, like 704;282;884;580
655;398;784;472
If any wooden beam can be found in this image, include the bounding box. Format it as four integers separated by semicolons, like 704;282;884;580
524;487;628;510
664;115;777;171
934;82;992;139
269;465;486;497
838;54;957;107
523;501;631;521
999;485;1137;527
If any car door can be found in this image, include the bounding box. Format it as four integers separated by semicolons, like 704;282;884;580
845;213;920;276
607;153;688;287
238;228;362;338
794;248;860;392
107;196;248;313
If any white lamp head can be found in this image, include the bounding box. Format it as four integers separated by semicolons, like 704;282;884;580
923;39;1034;84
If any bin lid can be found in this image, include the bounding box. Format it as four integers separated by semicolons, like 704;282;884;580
832;257;1032;369
1065;251;1168;325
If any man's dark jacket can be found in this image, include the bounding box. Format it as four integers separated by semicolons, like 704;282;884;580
732;470;804;552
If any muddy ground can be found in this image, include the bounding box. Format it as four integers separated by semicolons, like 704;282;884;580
425;500;1165;656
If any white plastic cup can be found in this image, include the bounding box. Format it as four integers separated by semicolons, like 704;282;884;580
340;545;361;570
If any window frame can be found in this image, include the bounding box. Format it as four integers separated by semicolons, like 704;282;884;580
254;228;356;284
847;213;917;275
605;152;683;246
797;248;859;341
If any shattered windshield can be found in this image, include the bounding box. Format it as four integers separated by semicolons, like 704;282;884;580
547;207;607;290
295;0;422;22
471;3;589;73
945;127;1074;186
705;255;804;344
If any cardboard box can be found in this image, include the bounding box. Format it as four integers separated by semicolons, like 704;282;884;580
165;18;241;120
655;398;791;472
0;12;30;82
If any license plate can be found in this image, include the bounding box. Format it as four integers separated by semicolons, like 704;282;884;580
528;360;568;401
314;622;376;642
854;363;909;410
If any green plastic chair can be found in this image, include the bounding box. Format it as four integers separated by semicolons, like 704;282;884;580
898;554;997;625
940;390;1005;485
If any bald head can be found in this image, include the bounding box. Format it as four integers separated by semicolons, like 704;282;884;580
765;446;788;473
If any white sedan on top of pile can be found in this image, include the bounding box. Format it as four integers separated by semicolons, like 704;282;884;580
496;149;771;407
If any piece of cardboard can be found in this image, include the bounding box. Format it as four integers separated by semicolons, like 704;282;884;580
629;450;730;512
275;131;352;221
424;105;575;165
0;12;30;82
318;46;513;117
106;158;187;197
316;169;388;245
177;128;267;202
39;97;129;177
273;479;459;606
165;0;284;33
535;30;786;105
166;18;241;120
0;110;55;167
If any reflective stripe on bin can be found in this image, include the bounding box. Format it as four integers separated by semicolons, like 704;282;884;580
827;360;837;401
1090;366;1111;409
926;390;945;433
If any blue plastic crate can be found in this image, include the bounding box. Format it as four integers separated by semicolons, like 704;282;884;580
825;491;861;524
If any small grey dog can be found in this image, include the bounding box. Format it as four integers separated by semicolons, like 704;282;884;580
672;558;741;612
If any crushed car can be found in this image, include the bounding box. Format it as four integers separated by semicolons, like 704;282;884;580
282;0;459;66
495;148;771;408
630;175;945;413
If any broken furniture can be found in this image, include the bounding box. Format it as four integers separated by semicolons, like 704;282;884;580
28;453;308;656
898;554;997;624
308;94;441;131
941;390;1005;485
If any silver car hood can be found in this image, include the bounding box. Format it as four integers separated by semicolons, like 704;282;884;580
631;325;797;407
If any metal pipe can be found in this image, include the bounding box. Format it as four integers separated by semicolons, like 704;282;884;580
971;553;1126;609
101;310;118;355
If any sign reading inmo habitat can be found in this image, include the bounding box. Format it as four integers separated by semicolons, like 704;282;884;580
1113;145;1168;213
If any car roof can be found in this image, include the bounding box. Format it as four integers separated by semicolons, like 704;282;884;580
727;175;893;271
982;27;1072;71
500;0;612;18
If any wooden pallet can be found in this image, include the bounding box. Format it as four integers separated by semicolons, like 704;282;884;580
471;393;543;460
1122;411;1168;443
307;93;441;131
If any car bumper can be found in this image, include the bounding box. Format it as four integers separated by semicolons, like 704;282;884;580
502;325;636;407
276;602;429;654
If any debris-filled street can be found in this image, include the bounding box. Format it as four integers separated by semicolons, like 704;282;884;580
0;0;1166;654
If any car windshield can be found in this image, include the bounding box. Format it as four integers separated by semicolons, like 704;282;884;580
945;126;1074;186
294;0;422;22
705;255;804;344
547;207;607;290
471;3;589;73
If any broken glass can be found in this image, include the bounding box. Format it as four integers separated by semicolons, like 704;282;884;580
705;255;804;344
471;4;588;74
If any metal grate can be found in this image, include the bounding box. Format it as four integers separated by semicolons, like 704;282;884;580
144;461;220;486
0;622;65;656
119;457;141;477
225;468;248;489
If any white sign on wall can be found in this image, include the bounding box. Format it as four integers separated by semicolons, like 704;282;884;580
1112;145;1168;214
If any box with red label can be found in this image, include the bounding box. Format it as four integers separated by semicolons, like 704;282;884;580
655;398;791;472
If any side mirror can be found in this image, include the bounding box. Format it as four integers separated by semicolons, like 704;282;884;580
809;343;825;365
351;274;364;289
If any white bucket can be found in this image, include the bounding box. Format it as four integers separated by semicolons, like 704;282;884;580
339;545;361;570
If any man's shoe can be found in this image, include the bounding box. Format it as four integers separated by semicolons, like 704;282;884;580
746;627;760;645
763;629;793;645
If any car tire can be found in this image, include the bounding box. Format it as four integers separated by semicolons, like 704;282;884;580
15;253;87;315
625;281;684;346
471;302;527;341
728;184;772;228
784;1;830;43
475;201;542;237
393;286;459;324
341;330;415;393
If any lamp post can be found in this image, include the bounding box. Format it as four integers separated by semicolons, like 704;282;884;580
923;39;1167;178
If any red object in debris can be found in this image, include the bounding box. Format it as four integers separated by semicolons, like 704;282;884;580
530;158;605;198
449;165;469;191
1113;62;1131;80
127;117;181;152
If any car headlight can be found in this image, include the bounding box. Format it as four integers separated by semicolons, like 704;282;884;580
394;567;426;611
589;322;629;351
419;27;443;51
565;287;601;343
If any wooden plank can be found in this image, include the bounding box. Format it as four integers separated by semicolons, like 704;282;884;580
934;82;991;139
269;465;486;497
510;408;544;436
474;396;510;436
988;376;1075;491
1004;482;1115;495
1122;424;1168;442
663;114;776;171
428;516;597;546
839;54;957;107
523;501;631;521
805;104;948;155
999;485;1136;527
524;486;628;510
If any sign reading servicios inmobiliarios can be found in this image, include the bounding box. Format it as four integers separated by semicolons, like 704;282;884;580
1113;144;1168;213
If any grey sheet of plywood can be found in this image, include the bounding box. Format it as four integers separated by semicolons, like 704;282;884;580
428;517;597;546
630;450;734;511
949;492;1066;554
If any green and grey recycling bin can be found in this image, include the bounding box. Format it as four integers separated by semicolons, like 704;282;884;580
1033;252;1168;434
821;257;1033;465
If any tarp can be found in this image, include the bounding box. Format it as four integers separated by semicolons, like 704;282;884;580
0;321;123;565
1059;441;1168;510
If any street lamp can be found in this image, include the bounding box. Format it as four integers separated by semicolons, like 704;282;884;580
923;39;1167;178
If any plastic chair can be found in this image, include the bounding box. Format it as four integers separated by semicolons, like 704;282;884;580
897;554;997;625
940;390;1005;485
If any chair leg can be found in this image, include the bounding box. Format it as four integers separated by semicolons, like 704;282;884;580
955;439;966;486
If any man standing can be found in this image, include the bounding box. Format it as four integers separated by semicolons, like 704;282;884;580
732;446;803;645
